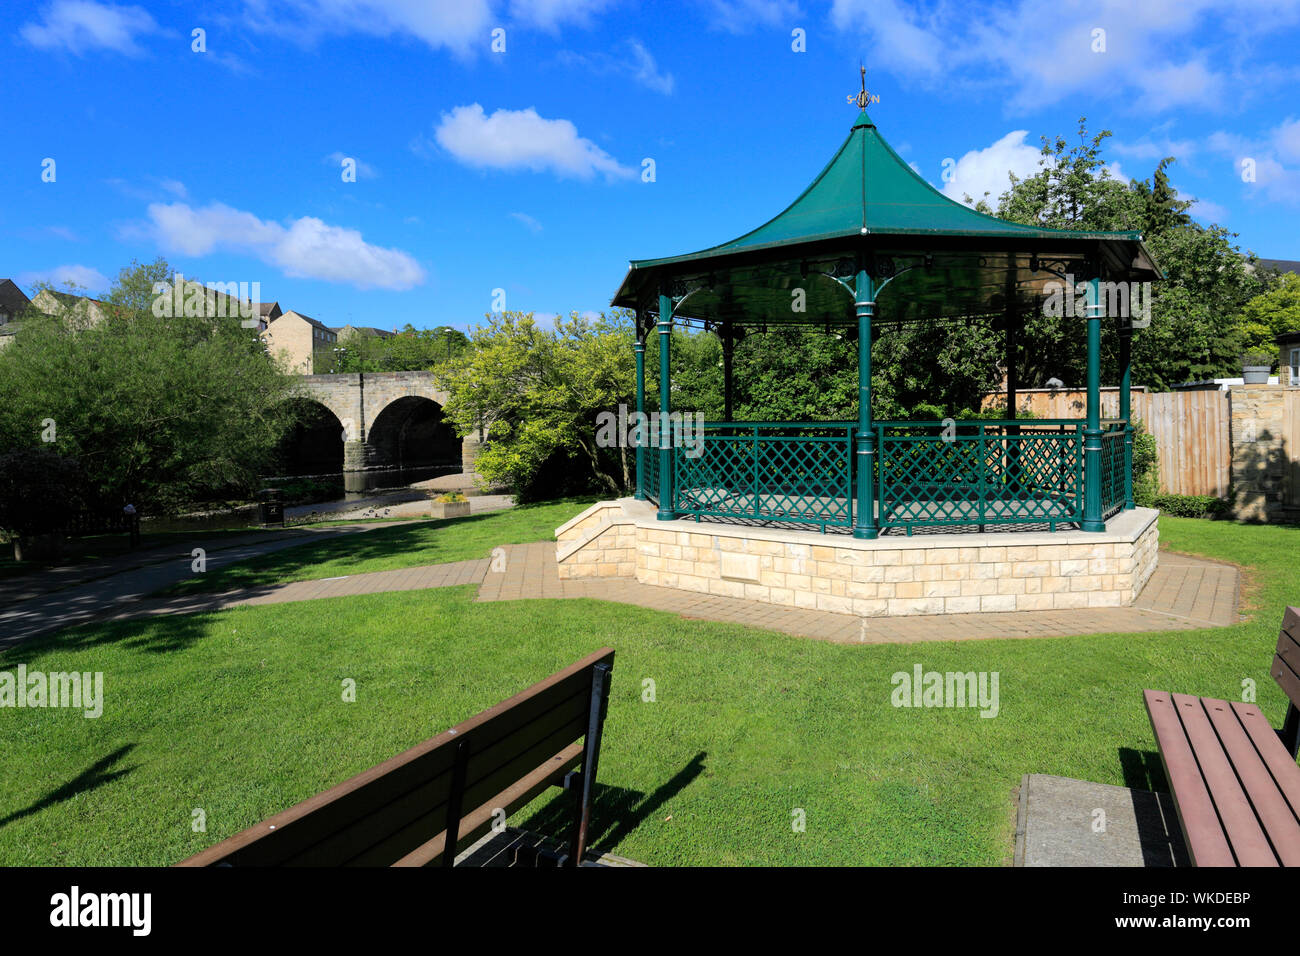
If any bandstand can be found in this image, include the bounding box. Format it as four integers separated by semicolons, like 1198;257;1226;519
557;85;1162;618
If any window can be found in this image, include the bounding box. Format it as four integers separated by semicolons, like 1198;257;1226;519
1290;348;1300;386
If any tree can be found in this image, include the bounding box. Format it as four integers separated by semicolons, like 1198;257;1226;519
989;120;1260;391
335;324;470;372
1237;272;1300;359
0;259;303;514
439;311;636;499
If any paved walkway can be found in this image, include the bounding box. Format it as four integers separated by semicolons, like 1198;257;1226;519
4;534;1242;648
0;522;425;647
475;543;1241;644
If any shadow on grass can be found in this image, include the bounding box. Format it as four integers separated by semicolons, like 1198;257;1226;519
164;509;517;597
1118;746;1189;866
0;744;137;830
517;751;707;855
3;608;222;658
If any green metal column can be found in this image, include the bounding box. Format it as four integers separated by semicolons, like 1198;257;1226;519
634;329;646;501
656;293;675;520
722;322;734;423
852;268;878;539
1119;319;1135;509
1082;276;1104;531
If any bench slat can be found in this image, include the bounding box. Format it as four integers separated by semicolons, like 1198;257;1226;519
1202;697;1300;865
340;711;590;865
177;648;614;867
1169;692;1277;866
1144;690;1236;867
1230;701;1300;821
280;685;591;866
1273;624;1300;712
392;742;585;867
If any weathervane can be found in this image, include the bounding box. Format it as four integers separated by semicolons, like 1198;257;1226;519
847;64;879;108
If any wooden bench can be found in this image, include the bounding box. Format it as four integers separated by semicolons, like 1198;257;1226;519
1143;607;1300;866
178;648;614;867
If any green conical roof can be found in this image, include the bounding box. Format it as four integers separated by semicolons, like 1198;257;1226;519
612;108;1161;324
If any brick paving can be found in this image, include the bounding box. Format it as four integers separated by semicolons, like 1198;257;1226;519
7;530;1241;647
476;542;1241;644
95;558;490;624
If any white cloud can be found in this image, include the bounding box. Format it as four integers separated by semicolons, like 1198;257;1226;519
558;39;674;94
18;264;110;293
705;0;802;33
137;201;426;290
509;0;615;31
829;0;1300;113
159;179;188;199
1132;60;1223;112
21;0;160;56
939;130;1045;206
1187;195;1229;224
433;104;635;180
627;40;675;94
1273;117;1300;164
510;212;543;232
1208;121;1300;206
325;152;380;179
242;0;493;54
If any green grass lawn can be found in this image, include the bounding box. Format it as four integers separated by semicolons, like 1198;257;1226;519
2;515;1295;866
157;499;596;596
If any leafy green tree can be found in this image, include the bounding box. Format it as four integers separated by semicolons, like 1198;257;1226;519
335;324;470;372
1237;272;1300;359
440;311;636;499
989;120;1260;391
0;259;303;514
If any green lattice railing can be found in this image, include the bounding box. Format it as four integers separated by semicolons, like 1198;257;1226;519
1100;423;1126;519
633;418;1131;533
875;420;1084;533
642;441;661;506
672;422;855;532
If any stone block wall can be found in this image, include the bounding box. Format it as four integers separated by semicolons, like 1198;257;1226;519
555;500;1159;618
1228;384;1289;521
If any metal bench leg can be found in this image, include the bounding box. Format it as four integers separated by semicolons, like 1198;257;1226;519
1281;702;1300;759
568;662;612;866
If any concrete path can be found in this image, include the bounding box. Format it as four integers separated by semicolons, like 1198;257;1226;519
1014;773;1189;867
5;534;1241;649
286;490;513;524
94;558;490;624
0;521;424;647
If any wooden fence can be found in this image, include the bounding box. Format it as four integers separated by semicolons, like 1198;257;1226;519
984;387;1231;497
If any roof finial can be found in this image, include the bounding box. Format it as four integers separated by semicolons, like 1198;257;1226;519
847;63;879;109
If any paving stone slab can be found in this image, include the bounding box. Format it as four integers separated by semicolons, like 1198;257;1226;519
1014;773;1189;867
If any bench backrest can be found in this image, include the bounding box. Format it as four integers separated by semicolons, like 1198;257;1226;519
1274;608;1300;709
178;648;615;867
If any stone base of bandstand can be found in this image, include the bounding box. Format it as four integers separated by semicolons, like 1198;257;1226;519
555;498;1159;618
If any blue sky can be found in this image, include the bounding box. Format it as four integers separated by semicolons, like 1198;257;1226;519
3;0;1300;332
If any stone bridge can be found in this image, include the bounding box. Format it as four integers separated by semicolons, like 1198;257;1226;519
297;371;481;492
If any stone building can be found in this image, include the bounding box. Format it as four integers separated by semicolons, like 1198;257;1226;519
259;310;338;374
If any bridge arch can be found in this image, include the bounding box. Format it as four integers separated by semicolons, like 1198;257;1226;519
274;397;345;477
367;395;461;481
295;371;478;491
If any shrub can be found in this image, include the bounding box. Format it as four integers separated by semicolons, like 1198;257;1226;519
1151;492;1230;519
435;492;467;503
0;448;85;537
1131;419;1160;507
